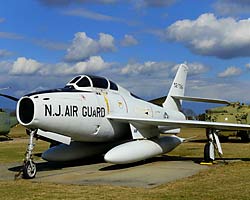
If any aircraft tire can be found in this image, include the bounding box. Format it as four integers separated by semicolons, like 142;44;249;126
23;160;37;179
204;143;213;162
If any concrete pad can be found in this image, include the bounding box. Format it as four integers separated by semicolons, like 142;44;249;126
2;156;209;188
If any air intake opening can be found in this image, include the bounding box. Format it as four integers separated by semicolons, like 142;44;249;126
19;98;34;124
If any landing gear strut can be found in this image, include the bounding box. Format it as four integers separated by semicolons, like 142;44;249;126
204;128;224;163
22;129;37;179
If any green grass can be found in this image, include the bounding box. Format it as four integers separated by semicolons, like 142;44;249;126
0;127;250;200
0;125;49;163
8;124;27;138
0;162;250;200
0;139;49;163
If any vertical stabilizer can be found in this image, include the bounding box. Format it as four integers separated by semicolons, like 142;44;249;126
162;64;188;111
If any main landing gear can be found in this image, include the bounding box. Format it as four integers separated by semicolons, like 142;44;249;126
203;128;225;163
22;129;37;179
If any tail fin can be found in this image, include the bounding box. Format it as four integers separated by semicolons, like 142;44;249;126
162;63;188;111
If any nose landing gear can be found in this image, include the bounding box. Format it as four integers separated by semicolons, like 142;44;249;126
22;129;37;179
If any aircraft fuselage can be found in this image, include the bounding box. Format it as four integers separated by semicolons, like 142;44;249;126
17;87;185;142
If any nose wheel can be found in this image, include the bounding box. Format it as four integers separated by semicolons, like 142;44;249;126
22;129;37;179
23;160;37;179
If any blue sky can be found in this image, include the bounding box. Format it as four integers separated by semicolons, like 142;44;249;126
0;0;250;113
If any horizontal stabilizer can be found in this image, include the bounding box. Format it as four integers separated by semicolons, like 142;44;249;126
149;95;229;106
172;95;230;104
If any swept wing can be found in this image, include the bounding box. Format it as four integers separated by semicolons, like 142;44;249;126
107;115;250;131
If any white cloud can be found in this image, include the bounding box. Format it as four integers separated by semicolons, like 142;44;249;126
120;61;208;78
57;56;110;75
64;32;115;62
0;61;12;73
2;57;250;107
213;0;250;15
246;63;250;69
10;57;42;75
187;77;250;104
0;49;12;58
39;0;118;6
7;56;112;77
98;33;116;51
117;61;208;99
63;8;138;26
166;13;250;59
135;0;176;8
186;62;209;75
40;0;176;8
172;62;208;76
120;61;173;77
63;8;123;22
120;34;138;47
0;32;23;40
0;56;113;97
218;66;242;78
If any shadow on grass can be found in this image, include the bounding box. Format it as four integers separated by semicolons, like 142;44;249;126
9;154;203;173
8;154;250;174
8;155;105;173
100;155;250;171
0;136;12;142
100;156;208;171
190;138;250;143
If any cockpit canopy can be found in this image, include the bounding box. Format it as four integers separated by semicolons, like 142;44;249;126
65;75;118;91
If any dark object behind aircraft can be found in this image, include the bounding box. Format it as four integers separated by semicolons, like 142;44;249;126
0;108;18;138
205;102;250;142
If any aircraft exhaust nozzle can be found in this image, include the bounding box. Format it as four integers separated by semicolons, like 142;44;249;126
17;97;35;126
104;136;184;164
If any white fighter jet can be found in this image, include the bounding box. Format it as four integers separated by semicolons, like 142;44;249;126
2;63;250;179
